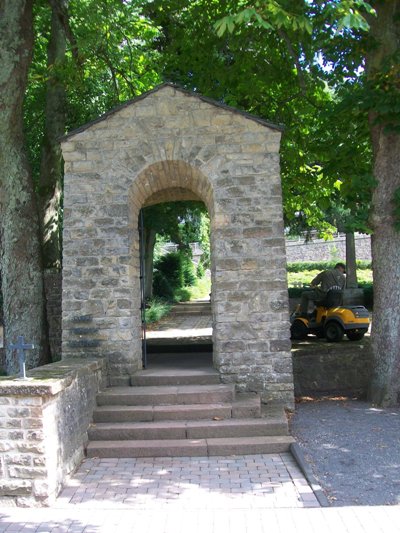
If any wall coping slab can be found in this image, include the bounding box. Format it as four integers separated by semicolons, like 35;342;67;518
0;358;104;396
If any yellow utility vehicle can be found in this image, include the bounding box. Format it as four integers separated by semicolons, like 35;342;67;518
290;288;369;342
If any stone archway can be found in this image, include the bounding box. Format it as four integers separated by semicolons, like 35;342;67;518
128;160;215;371
60;83;294;407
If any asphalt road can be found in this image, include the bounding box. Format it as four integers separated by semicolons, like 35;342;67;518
291;399;400;506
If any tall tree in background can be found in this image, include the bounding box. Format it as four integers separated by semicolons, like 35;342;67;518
0;0;49;373
367;1;400;405
38;0;68;269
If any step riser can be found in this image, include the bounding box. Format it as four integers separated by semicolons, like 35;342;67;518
93;405;232;423
97;390;234;406
88;423;288;441
86;437;295;458
87;443;208;458
130;375;220;386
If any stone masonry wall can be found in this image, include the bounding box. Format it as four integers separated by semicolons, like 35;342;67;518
61;84;294;407
44;269;62;361
293;342;372;397
286;234;372;263
0;358;105;506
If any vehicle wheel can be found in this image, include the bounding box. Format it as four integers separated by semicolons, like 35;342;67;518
290;319;308;340
324;321;344;342
347;330;366;341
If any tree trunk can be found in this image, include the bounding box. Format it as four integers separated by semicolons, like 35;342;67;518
345;232;358;288
38;0;67;270
144;228;156;299
0;0;49;374
367;1;400;406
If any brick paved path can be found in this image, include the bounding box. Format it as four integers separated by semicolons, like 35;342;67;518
56;454;318;510
146;301;212;344
1;505;399;532
1;454;400;532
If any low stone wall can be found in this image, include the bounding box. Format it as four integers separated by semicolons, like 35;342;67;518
292;341;372;397
0;358;105;507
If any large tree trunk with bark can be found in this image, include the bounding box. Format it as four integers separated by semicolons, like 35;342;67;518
38;0;67;270
345;232;358;288
368;1;400;406
0;0;49;374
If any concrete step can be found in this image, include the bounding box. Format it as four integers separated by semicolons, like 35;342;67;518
168;310;211;317
130;368;220;387
86;435;295;458
96;384;235;406
172;303;211;311
232;393;261;418
88;417;288;441
93;403;233;423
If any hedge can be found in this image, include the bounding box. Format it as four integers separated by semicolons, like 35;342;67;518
288;282;373;307
287;260;372;272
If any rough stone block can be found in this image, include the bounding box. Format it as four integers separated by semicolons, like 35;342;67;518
0;480;32;496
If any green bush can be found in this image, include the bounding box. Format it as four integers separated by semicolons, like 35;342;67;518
153;251;197;300
288;287;304;299
287;260;372;272
145;298;171;323
357;281;374;308
196;262;205;278
173;287;192;302
153;270;175;300
288;283;374;308
154;252;184;292
181;254;196;286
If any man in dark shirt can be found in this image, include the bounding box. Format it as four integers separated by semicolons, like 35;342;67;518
299;262;346;315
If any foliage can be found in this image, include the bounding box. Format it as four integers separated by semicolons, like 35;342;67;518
145;0;375;236
25;0;162;186
287;268;372;288
172;287;192;303
144;202;209;254
196;262;205;278
287;260;372;273
184;276;211;301
287;283;373;307
145;297;171;324
153;251;197;301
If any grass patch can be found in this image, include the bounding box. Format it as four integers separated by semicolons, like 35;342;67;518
145;298;172;324
145;277;211;324
184;276;211;300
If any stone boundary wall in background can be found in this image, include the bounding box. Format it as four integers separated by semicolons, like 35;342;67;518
286;234;371;263
0;358;105;506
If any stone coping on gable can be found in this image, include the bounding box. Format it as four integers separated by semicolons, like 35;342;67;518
0;358;105;396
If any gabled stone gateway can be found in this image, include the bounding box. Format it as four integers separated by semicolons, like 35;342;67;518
60;83;294;408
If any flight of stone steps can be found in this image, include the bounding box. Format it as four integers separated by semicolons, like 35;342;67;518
86;365;294;458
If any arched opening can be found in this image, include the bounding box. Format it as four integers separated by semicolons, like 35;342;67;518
128;161;215;372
